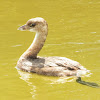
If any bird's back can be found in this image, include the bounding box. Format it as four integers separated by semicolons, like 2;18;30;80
17;56;88;77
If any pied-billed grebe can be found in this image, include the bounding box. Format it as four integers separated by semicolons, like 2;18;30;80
17;17;89;77
17;17;100;88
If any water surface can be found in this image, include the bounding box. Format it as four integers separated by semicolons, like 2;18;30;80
0;0;100;100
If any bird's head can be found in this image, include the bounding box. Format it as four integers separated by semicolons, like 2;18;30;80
18;17;48;33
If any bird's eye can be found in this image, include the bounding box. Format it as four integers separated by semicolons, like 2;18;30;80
30;23;36;27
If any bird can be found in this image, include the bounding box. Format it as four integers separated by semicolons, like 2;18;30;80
16;17;99;87
17;17;88;77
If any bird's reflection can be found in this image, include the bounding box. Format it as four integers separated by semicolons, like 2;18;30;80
17;69;91;99
17;70;37;98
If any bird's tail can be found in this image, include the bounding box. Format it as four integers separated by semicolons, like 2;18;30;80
76;69;100;88
76;77;100;88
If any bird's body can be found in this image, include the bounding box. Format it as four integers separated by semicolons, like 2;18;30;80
17;56;87;77
16;17;100;88
17;17;88;77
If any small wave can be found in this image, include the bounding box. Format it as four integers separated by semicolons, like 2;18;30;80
11;44;22;47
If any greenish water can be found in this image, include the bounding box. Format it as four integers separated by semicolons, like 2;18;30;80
0;0;100;100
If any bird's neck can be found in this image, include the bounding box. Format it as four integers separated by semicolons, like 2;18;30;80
21;29;48;59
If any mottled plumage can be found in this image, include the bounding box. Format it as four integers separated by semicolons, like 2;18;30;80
17;17;88;77
17;56;87;77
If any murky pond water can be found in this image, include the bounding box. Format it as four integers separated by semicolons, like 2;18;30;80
0;0;100;100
